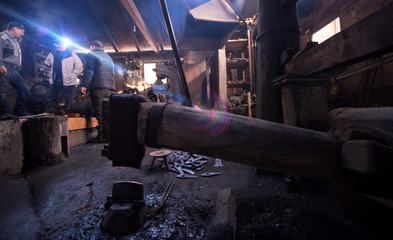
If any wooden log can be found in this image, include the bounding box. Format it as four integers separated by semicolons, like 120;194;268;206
138;102;340;180
342;140;393;174
329;107;393;148
22;116;69;171
329;107;393;177
206;188;236;240
67;117;98;131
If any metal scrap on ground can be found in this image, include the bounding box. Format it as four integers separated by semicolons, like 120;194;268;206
165;151;220;179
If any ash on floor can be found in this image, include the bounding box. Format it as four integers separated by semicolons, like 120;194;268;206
1;144;393;240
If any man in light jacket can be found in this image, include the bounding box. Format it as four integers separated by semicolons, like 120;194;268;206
44;40;83;115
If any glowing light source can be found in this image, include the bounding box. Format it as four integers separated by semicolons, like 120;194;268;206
0;4;91;53
61;37;72;47
144;63;157;84
312;17;341;44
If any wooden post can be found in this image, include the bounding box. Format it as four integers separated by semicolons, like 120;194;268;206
218;48;228;109
22;116;68;171
255;0;299;122
241;52;246;82
247;92;252;117
247;28;254;93
138;102;340;180
206;188;237;240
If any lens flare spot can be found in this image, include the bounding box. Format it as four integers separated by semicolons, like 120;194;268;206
191;90;232;137
192;108;231;137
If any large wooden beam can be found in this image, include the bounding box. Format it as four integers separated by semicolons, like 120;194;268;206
117;0;141;51
285;2;393;76
329;107;393;176
110;50;173;62
137;102;340;180
105;95;393;194
155;22;165;51
297;0;345;37
88;0;120;52
329;107;393;148
298;0;393;38
120;0;160;53
68;117;98;131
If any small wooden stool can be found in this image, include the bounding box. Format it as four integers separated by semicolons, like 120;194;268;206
149;149;172;170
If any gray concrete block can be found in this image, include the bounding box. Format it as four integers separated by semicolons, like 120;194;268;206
0;120;23;175
68;128;98;148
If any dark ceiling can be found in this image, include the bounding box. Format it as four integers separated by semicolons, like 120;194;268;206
0;0;257;53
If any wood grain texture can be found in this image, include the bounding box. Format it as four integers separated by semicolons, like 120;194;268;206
285;2;393;76
138;103;340;179
68;117;98;131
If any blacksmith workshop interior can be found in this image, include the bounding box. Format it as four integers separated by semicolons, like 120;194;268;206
1;0;393;239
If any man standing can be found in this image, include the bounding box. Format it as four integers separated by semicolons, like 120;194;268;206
0;21;30;118
80;40;115;139
44;40;83;115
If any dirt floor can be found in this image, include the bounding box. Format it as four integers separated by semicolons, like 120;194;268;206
1;143;393;240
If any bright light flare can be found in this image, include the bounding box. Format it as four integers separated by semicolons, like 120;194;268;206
189;91;232;137
61;37;72;47
0;5;91;53
192;108;232;137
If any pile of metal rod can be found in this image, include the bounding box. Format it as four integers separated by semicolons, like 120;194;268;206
167;151;208;179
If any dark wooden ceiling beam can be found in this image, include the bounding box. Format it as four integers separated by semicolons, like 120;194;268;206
119;0;160;53
285;2;393;76
117;0;141;51
155;22;165;51
88;0;120;52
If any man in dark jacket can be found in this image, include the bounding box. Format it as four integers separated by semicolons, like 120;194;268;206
0;21;30;118
80;40;115;137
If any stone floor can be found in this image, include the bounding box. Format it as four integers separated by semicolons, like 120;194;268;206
1;143;393;240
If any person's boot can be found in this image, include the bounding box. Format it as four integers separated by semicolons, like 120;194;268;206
89;135;102;143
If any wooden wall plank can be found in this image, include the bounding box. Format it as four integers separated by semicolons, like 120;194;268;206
120;0;160;53
285;2;393;76
68;117;98;131
297;0;393;48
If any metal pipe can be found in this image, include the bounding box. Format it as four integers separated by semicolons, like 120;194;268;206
159;0;192;107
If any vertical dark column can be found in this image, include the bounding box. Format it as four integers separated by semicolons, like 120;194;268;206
159;0;192;107
255;0;299;122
